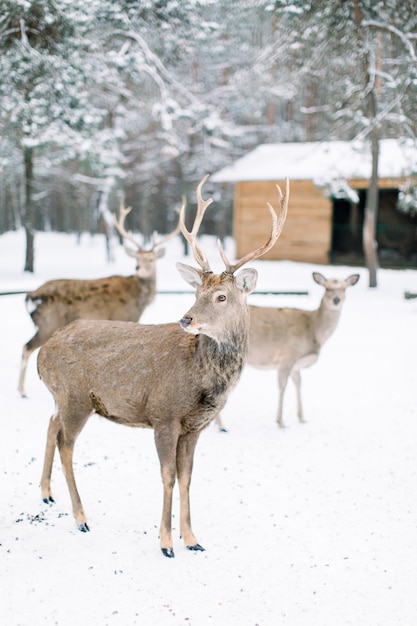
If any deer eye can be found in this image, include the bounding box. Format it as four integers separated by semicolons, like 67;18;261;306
217;294;226;302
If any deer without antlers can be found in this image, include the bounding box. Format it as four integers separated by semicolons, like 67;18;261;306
37;175;289;557
18;200;180;397
217;271;359;430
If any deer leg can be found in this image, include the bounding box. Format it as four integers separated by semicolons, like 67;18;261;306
46;406;91;532
277;368;290;428
291;370;305;423
40;414;61;503
18;340;38;397
20;324;56;397
214;413;228;432
176;431;205;552
56;426;90;532
154;427;180;558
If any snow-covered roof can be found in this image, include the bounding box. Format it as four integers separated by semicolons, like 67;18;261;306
211;139;417;183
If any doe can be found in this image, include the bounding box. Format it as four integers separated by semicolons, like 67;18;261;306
216;271;359;429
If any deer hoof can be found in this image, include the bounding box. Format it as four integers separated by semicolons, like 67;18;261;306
187;543;205;552
78;522;90;533
161;547;175;558
42;496;55;504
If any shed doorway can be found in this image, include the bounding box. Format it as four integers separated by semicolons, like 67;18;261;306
330;189;417;268
330;194;364;265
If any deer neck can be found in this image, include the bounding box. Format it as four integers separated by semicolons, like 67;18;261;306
135;273;156;299
313;302;341;345
194;320;249;395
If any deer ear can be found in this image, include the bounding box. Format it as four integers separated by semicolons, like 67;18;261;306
156;248;165;259
235;268;258;294
176;262;203;288
346;273;360;287
312;272;326;286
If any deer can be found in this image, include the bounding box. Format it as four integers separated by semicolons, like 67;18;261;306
36;175;289;558
18;200;180;398
215;271;360;430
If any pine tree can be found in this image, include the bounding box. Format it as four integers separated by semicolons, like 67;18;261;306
0;0;105;271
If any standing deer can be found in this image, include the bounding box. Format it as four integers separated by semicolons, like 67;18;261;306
216;271;360;430
18;201;180;397
37;176;289;557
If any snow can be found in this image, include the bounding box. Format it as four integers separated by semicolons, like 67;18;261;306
1;228;417;626
211;139;417;183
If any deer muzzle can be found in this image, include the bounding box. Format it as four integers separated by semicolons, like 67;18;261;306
180;317;193;329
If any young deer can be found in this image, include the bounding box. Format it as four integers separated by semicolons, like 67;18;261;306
18;201;180;397
216;271;359;430
37;176;289;557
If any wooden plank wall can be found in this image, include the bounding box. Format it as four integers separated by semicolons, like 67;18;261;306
234;180;333;264
350;177;407;190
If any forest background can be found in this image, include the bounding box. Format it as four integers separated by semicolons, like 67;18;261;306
1;0;417;275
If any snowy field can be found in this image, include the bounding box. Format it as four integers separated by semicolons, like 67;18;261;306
1;228;416;626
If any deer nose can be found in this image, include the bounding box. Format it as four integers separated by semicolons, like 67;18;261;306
333;297;341;305
180;317;193;329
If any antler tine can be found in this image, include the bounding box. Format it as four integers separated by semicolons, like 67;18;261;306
180;175;213;272
151;197;185;250
193;174;213;234
113;196;144;251
218;178;289;274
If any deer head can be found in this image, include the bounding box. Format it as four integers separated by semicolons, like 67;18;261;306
176;175;289;343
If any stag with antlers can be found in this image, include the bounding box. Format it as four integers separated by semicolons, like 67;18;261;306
37;175;289;557
18;201;180;397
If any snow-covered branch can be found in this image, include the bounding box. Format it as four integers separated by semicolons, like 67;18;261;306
362;20;417;63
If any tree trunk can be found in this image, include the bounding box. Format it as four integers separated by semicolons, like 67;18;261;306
363;130;379;288
352;0;380;288
24;146;35;273
97;177;116;263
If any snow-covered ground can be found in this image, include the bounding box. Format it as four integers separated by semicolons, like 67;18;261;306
1;228;416;626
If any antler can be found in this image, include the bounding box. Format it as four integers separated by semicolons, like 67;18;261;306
179;175;213;273
150;198;184;250
218;178;289;274
115;196;182;252
114;197;144;251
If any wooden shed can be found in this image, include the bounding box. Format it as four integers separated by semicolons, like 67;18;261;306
211;140;417;267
